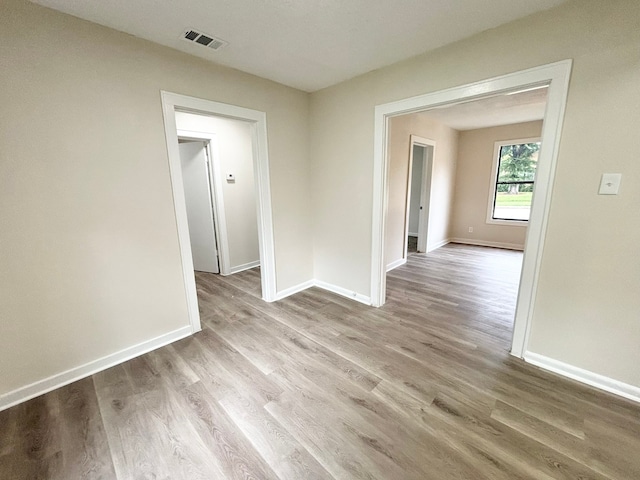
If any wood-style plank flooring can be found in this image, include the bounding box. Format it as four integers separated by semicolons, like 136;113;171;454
2;244;640;479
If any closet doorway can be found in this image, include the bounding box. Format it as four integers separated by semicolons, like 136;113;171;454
178;139;220;274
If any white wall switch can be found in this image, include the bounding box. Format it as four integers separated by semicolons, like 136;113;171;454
226;173;236;183
598;173;622;195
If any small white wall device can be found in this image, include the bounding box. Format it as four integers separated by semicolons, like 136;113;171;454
598;173;621;195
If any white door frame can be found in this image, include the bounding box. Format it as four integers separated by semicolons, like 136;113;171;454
176;130;231;276
406;135;435;255
371;60;572;357
161;91;277;334
177;138;221;274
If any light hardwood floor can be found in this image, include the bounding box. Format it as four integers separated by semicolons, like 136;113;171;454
2;244;639;479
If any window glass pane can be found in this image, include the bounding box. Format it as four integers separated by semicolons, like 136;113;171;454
497;143;539;182
493;142;540;221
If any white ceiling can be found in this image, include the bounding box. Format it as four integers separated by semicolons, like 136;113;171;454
419;86;549;131
31;0;567;92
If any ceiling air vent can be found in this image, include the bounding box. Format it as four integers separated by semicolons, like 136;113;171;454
181;29;228;51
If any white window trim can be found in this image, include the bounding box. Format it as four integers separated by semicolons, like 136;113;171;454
486;137;541;226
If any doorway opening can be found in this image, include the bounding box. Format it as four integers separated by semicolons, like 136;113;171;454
178;138;220;274
406;136;435;257
387;135;435;271
161;92;277;334
385;92;545;358
175;111;261;279
372;61;572;358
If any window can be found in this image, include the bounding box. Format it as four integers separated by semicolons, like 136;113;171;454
487;139;540;223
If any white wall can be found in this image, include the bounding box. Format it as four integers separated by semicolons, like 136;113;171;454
407;145;423;236
310;0;640;387
175;112;259;272
0;0;312;402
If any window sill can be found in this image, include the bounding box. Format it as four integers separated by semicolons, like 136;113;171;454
486;218;529;226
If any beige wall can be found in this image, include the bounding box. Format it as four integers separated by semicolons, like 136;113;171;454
175;112;259;270
386;114;458;266
310;0;640;386
450;121;543;249
2;0;639;403
0;0;312;398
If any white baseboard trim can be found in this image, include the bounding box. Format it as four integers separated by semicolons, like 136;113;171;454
449;237;524;251
227;260;260;275
274;279;315;301
314;280;372;306
408;232;418;237
524;351;640;404
386;257;407;272
426;238;450;252
273;279;371;306
0;325;193;412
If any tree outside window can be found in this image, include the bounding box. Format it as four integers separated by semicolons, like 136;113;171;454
491;141;540;222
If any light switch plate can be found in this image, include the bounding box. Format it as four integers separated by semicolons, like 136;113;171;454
598;173;621;195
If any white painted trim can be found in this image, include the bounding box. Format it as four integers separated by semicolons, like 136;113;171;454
176;130;230;275
386;257;407;272
274;279;371;305
161;99;202;332
449;238;524;251
274;279;315;301
207;137;232;275
371;60;573;362
408;232;419;237
426;238;450;252
161;92;277;314
524;352;640;404
314;280;372;306
371;108;390;307
486;218;529;227
251;114;278;303
409;136;435;254
403;140;415;260
485;137;541;226
0;326;192;412
228;260;260;275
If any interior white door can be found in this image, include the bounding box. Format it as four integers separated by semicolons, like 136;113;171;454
179;141;219;273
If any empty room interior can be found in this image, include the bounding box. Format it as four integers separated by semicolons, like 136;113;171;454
1;0;639;479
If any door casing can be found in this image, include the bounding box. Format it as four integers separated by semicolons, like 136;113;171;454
370;60;573;358
178;138;222;274
405;136;435;256
161;91;277;334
